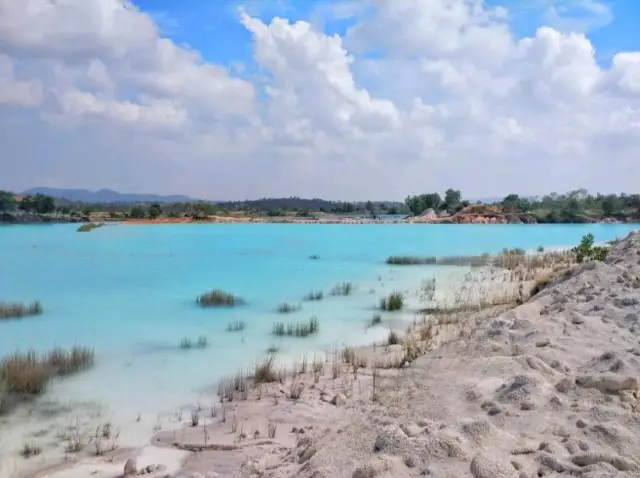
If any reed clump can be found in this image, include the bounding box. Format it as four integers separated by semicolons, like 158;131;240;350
303;291;323;301
227;320;245;332
252;354;279;384
0;346;95;402
386;256;437;265
46;346;95;376
0;301;42;320
196;289;245;307
380;292;404;311
277;302;301;314
77;223;104;232
330;282;354;296
272;317;319;337
180;336;208;349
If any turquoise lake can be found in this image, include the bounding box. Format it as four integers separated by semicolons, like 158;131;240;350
0;223;637;419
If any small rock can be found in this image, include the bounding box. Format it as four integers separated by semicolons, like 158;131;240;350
536;339;550;348
403;454;418;468
569;312;586;325
555;378;573;393
470;453;515;478
576;419;588;429
400;423;423;437
331;393;346;406
124;459;137;478
520;401;535;411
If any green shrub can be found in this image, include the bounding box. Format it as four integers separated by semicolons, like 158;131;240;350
0;301;42;320
572;233;608;263
196;289;245;307
380;292;404;311
371;313;382;326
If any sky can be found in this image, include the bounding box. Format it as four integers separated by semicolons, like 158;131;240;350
1;0;640;201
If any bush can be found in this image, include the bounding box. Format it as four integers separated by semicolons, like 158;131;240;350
572;233;608;263
371;313;382;326
330;282;354;296
196;289;245;307
380;292;404;311
0;301;42;320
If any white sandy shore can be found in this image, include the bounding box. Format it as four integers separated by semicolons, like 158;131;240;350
5;235;640;477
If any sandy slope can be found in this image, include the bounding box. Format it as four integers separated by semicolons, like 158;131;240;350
260;232;640;478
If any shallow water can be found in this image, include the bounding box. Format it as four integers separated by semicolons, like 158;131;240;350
0;223;637;420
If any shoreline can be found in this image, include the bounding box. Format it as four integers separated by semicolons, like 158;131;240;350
3;215;639;226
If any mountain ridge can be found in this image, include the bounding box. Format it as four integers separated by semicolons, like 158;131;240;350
22;187;194;204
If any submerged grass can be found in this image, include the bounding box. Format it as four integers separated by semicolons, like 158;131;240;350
196;289;245;307
272;317;319;337
77;223;104;232
330;282;354;296
303;291;324;301
0;301;42;320
277;302;301;314
227;320;245;332
380;292;404;311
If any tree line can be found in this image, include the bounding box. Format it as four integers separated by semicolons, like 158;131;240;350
3;189;639;222
405;189;640;222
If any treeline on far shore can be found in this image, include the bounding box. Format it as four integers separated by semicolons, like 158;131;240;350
1;188;639;223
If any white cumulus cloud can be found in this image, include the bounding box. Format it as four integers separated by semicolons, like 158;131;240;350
0;0;639;199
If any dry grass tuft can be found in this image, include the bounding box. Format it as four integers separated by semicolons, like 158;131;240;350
196;289;245;307
0;347;94;408
0;301;42;320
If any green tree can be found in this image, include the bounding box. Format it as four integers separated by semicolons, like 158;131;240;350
148;203;162;219
0;190;16;211
572;233;608;263
443;189;461;212
33;194;55;214
405;193;442;216
130;206;146;219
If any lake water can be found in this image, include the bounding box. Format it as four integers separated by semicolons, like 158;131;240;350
0;223;637;424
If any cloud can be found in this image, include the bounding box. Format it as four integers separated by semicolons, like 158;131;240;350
542;0;613;33
0;0;639;200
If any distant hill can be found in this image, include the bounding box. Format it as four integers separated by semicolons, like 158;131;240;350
23;187;194;204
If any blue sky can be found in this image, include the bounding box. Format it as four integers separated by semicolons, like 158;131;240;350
134;0;639;68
